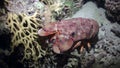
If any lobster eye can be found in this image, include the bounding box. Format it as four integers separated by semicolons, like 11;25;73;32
71;32;75;37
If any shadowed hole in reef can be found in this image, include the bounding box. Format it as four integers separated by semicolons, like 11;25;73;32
8;19;11;23
26;47;32;54
30;23;36;29
18;15;23;22
6;53;24;68
13;23;19;30
0;28;11;50
33;30;36;32
10;43;25;61
21;33;24;37
16;35;19;40
13;19;17;22
25;30;29;35
23;20;28;27
29;42;32;48
33;42;39;56
55;54;70;68
23;59;35;68
29;42;33;48
0;0;5;8
30;19;36;24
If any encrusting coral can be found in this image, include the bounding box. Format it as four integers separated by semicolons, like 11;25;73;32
40;0;84;20
5;0;45;16
6;12;46;62
105;0;120;23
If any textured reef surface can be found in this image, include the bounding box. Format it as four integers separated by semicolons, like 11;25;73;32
105;0;120;23
0;0;120;68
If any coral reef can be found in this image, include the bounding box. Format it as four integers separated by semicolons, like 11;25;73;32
40;0;84;20
92;22;120;68
5;0;84;23
3;0;85;67
5;0;45;15
0;0;119;68
105;0;120;23
0;0;10;51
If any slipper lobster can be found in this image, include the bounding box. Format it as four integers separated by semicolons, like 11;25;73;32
38;17;99;53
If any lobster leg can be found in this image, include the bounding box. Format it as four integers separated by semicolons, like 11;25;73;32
87;42;91;48
53;45;60;53
72;41;81;49
80;42;91;53
80;45;84;53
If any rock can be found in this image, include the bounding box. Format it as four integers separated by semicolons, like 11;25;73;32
81;54;95;68
111;23;120;37
95;51;107;61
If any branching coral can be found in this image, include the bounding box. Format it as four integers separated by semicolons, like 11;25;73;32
6;12;46;62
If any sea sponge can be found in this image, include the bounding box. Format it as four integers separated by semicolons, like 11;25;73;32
6;12;46;62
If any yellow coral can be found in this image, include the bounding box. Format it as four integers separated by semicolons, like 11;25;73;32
6;12;45;61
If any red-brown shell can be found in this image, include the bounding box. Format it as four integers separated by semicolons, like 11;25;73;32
38;17;99;53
